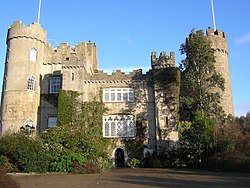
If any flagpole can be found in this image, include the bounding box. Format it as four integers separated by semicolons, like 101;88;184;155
37;0;42;24
210;0;216;30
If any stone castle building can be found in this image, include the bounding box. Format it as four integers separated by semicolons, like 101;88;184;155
0;21;234;166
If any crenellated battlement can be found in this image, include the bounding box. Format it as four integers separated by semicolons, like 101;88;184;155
7;20;46;44
44;40;98;73
151;51;175;69
87;69;146;81
206;28;226;39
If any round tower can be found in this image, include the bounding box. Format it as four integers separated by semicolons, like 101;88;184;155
1;21;47;133
206;28;234;116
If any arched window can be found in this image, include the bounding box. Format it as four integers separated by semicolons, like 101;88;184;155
29;48;37;62
27;76;35;91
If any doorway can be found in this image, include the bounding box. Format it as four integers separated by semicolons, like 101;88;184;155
115;148;125;167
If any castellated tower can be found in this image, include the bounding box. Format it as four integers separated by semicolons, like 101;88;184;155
0;21;46;133
206;28;234;115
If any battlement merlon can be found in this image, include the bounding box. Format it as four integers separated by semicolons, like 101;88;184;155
83;69;146;81
206;28;226;39
193;28;228;53
7;21;47;44
151;51;175;68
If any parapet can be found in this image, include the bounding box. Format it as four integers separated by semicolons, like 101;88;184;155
44;41;97;66
86;69;146;81
151;51;175;69
7;20;47;44
206;28;226;39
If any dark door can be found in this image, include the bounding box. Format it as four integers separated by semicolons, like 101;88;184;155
115;148;125;167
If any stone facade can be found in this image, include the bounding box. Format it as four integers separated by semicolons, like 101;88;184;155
206;28;234;115
0;21;233;164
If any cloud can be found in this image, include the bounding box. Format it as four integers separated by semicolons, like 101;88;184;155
235;32;250;45
235;101;250;117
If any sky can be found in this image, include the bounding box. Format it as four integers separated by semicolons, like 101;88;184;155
0;0;249;117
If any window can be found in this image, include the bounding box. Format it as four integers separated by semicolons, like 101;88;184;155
48;116;57;127
103;115;136;138
27;76;35;91
103;88;134;102
50;76;61;94
29;48;37;62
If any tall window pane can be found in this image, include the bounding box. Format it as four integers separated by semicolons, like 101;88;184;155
50;76;61;94
103;115;135;138
102;88;135;102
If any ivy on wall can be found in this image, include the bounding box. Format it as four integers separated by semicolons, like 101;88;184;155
123;118;147;160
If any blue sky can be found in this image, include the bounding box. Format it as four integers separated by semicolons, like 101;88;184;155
0;0;249;117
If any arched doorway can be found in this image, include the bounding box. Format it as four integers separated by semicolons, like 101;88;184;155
115;148;125;167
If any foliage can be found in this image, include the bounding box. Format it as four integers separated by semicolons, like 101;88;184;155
153;67;180;91
41;124;111;172
0;155;18;173
57;90;80;126
174;111;215;168
179;29;225;121
177;121;192;138
49;153;86;172
41;90;112;172
208;117;250;172
123;118;147;160
0;133;50;173
127;158;141;168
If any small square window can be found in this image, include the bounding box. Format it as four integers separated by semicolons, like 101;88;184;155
48;116;57;127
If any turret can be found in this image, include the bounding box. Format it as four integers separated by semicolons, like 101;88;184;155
151;51;175;69
1;21;46;134
206;28;234;115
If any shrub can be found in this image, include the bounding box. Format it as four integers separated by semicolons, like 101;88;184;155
0;155;18;173
127;158;141;168
96;156;112;171
0;133;50;172
72;160;101;174
49;153;86;172
82;161;101;173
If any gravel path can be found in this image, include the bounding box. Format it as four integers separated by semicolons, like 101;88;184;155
10;168;250;188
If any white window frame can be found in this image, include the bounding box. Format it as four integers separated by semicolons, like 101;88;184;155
48;116;57;128
103;115;136;138
27;75;35;91
50;76;61;94
29;48;37;62
103;88;135;102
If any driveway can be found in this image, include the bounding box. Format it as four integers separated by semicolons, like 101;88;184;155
10;168;250;188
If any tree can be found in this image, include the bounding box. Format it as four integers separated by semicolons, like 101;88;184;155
179;29;225;121
174;29;226;168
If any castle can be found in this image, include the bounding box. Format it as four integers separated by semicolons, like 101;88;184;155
0;21;234;166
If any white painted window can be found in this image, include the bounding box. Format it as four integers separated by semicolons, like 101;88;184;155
50;76;61;94
103;115;136;138
29;48;37;62
48;116;57;127
103;88;134;102
27;76;35;91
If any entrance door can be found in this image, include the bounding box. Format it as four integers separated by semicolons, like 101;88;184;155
115;148;125;167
